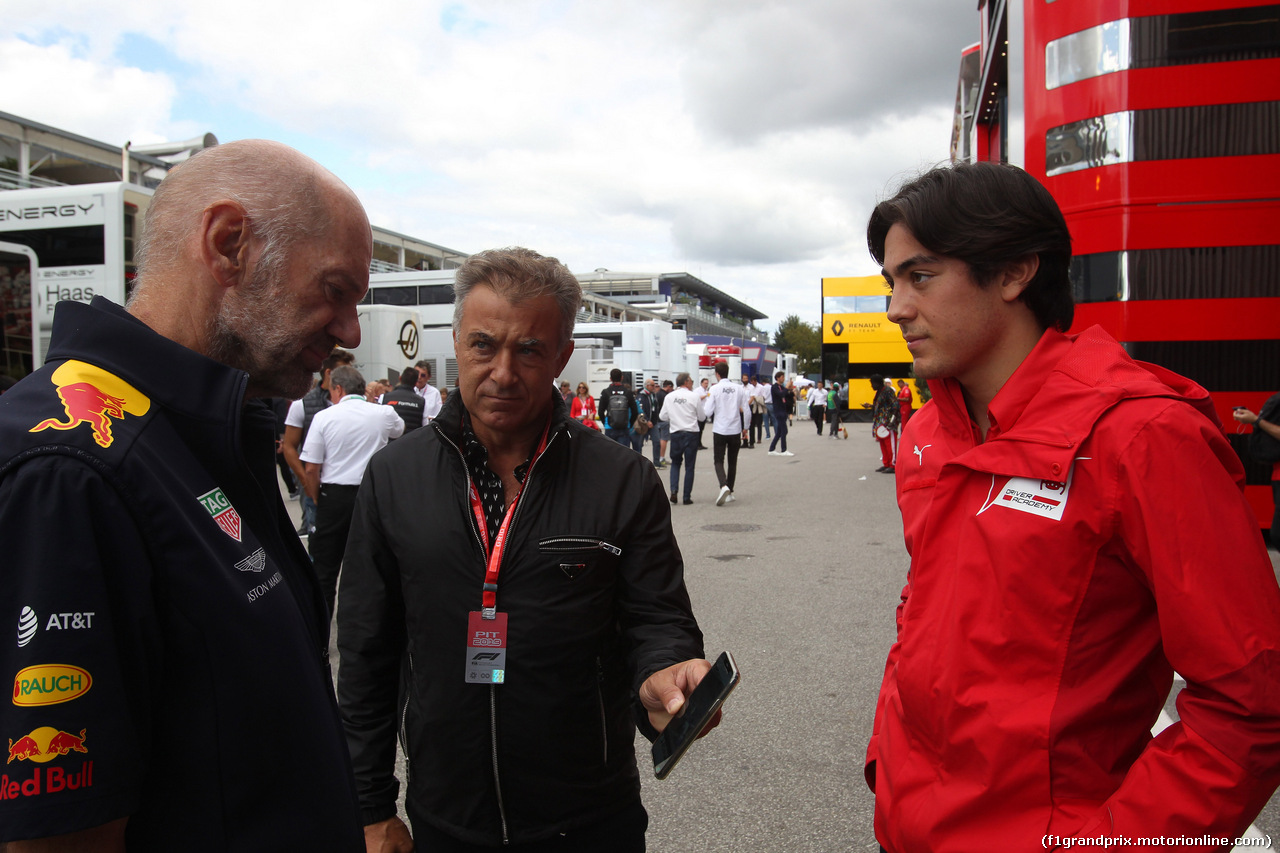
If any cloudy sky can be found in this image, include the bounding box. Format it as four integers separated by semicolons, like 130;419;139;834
6;0;979;334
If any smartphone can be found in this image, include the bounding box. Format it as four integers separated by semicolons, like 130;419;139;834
652;651;740;780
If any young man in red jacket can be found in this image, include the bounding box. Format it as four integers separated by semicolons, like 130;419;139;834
865;161;1280;853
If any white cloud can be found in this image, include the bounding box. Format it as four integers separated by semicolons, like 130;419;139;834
0;37;180;145
671;0;977;141
3;0;976;331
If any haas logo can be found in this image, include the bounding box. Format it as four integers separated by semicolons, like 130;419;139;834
29;362;150;449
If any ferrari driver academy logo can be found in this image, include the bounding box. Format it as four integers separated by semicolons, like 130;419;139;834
29;361;151;449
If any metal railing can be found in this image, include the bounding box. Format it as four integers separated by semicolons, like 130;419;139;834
370;258;412;274
0;168;66;191
669;303;768;342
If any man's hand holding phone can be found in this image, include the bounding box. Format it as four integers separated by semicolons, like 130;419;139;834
645;652;740;780
639;658;716;734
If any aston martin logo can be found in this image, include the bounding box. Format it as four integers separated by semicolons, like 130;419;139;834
234;548;267;573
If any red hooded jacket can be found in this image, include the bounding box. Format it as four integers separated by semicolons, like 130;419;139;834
868;327;1280;852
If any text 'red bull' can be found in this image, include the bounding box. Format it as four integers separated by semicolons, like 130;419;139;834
0;763;94;799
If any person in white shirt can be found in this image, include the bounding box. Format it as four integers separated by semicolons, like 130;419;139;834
742;375;763;448
413;360;444;422
695;377;711;449
806;380;827;435
659;372;707;505
705;361;750;506
301;365;404;626
283;349;355;534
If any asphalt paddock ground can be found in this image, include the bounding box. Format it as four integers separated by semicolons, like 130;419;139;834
292;416;1280;852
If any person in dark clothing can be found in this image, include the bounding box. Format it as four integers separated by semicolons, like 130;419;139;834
828;382;844;437
638;378;661;463
767;371;793;456
338;247;715;853
598;367;639;449
1233;394;1280;550
383;366;427;432
868;373;901;473
0;139;369;850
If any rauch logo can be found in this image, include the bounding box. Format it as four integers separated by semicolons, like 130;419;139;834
12;664;92;707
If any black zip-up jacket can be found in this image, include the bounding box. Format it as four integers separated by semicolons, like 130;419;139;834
336;391;703;845
382;382;425;431
0;297;363;848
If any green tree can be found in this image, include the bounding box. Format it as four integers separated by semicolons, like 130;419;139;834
773;314;822;375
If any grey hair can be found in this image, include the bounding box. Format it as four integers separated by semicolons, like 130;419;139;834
328;365;366;398
676;372;691;387
131;140;331;301
452;247;581;347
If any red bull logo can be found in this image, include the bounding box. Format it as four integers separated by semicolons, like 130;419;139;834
6;736;40;763
29;361;150;449
7;726;87;764
46;729;88;757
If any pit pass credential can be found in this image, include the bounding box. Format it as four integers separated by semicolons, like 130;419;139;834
466;611;508;684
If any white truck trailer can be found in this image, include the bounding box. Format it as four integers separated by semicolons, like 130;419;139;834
0;182;152;376
349;304;424;385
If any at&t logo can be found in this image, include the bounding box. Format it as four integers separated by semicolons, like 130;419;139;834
15;608;96;648
17;608;37;648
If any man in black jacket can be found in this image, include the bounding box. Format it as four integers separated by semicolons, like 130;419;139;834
639;378;662;465
598;367;639;449
382;366;426;431
337;247;713;853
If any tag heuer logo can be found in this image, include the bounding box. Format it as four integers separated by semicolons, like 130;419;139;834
198;488;243;542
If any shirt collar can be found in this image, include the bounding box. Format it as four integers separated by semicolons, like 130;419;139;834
460;411;542;485
984;328;1072;439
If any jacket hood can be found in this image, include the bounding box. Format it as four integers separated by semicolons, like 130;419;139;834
1022;325;1218;439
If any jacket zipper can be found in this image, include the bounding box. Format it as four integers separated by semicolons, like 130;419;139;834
490;685;509;845
484;429;560;844
539;536;622;556
436;424;564;845
399;650;413;784
596;656;608;767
